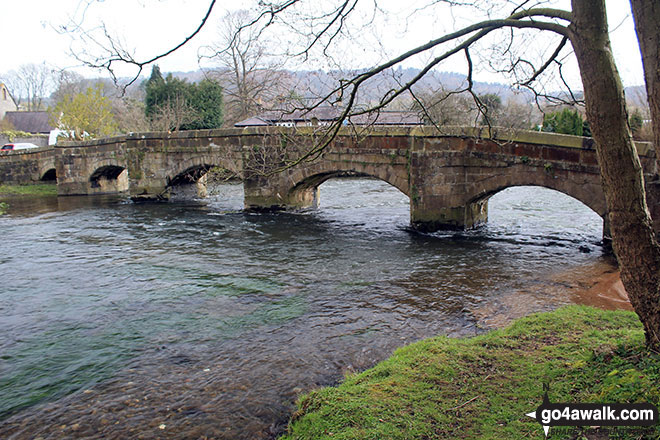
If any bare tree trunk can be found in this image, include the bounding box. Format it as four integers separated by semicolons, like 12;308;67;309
570;0;660;349
630;0;660;167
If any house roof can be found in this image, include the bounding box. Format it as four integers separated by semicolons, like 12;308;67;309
234;107;423;127
350;111;424;125
4;111;53;134
234;116;270;127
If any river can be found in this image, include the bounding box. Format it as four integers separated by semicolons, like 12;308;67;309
0;179;621;439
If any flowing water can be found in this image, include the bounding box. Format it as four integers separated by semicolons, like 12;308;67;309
0;179;616;439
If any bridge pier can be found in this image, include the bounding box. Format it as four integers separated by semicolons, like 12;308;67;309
284;185;319;209
408;142;492;232
169;174;208;200
243;177;284;211
411;199;488;231
243;176;320;211
130;174;214;201
128;178;169;201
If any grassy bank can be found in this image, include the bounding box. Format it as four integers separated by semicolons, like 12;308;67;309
0;183;57;197
283;306;659;440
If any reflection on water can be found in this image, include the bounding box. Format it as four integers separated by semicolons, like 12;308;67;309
0;180;617;439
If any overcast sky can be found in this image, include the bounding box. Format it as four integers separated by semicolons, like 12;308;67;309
0;0;646;90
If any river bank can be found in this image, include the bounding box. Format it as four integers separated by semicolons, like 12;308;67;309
0;183;57;197
0;183;58;215
281;305;659;440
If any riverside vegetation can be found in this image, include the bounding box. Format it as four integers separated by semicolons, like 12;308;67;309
0;183;57;197
282;306;660;440
0;184;58;214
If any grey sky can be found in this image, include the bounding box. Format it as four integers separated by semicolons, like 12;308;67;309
0;0;645;89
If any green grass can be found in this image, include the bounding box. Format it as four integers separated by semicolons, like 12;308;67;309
282;306;660;440
0;183;57;196
0;202;7;215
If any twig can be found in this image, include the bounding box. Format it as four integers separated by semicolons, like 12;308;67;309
450;395;480;411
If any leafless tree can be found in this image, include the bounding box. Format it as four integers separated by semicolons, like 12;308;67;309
149;93;199;132
59;0;217;88
1;71;26;109
1;63;56;111
50;70;149;133
50;70;87;104
200;10;289;126
112;97;150;133
498;98;542;130
631;1;660;161
63;0;660;349
410;88;477;127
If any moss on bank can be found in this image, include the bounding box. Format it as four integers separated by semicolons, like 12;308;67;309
283;306;659;440
0;183;57;197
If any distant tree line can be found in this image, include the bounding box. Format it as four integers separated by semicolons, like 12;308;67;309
1;61;653;141
34;66;224;141
540;107;647;140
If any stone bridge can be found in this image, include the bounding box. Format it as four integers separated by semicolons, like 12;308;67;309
2;126;659;236
0;146;57;183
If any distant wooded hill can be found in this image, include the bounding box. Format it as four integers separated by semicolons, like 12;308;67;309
45;67;646;115
165;67;648;110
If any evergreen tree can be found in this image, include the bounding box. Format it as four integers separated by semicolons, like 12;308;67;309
145;65;165;119
542;108;584;136
185;79;224;130
582;119;592;137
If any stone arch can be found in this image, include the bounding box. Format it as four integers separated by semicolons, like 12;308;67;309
461;170;609;238
89;163;128;193
285;163;410;210
40;168;57;181
167;157;243;187
168;164;214;186
465;177;606;219
291;159;407;194
166;157;243;200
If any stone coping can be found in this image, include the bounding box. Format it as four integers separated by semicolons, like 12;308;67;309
0;146;54;156
54;126;654;157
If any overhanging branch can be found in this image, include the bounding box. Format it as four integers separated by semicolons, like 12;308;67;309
74;0;217;88
259;8;572;170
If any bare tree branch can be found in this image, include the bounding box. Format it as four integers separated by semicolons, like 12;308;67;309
521;35;569;86
239;6;572;170
70;0;217;89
